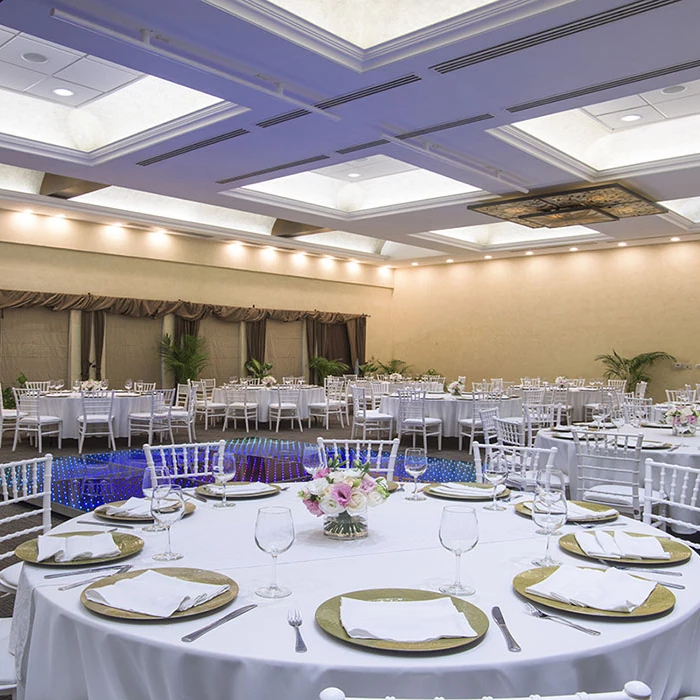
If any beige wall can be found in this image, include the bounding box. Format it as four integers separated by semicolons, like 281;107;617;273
391;243;700;401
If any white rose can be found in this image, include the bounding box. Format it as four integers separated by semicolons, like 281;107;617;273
319;496;343;516
366;489;386;507
307;478;329;496
343;468;362;480
346;490;368;514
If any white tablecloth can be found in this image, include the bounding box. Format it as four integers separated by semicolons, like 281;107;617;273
38;392;151;440
14;489;700;700
212;387;325;423
379;394;522;437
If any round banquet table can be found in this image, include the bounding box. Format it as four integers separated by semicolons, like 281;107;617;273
212;386;325;423
12;488;700;700
379;393;522;437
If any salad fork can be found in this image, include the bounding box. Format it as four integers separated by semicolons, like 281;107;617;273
524;602;600;635
287;609;307;653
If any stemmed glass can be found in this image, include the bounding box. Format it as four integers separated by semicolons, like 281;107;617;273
72;380;80;392
124;378;133;391
591;403;609;429
404;448;427;501
482;454;508;511
212;454;237;508
255;506;295;599
531;473;567;567
439;506;479;596
151;484;185;561
302;445;324;478
142;467;171;532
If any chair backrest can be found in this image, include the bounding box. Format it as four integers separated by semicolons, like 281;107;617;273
25;381;50;391
635;381;648;398
13;387;41;418
138;382;157;393
318;681;651;700
81;389;115;418
272;386;300;406
0;454;53;563
494;417;524;446
225;385;248;404
144;440;227;480
472;442;557;484
542;386;569;405
477;406;500;443
570;377;586;388
317;437;400;481
151;388;175;416
521;387;545;404
644;458;700;548
606;379;627;392
666;388;697;403
523;403;562;446
175;383;190;407
520;376;541;388
398;389;427;422
621;396;653;423
572;430;644;512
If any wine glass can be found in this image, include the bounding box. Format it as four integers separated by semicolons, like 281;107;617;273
141;466;171;532
531;484;567;567
591;403;609;429
533;469;566;535
482;454;508;511
255;506;295;599
124;378;133;391
151;484;186;561
72;380;80;392
212;454;237;508
302;445;324;478
439;506;479;596
404;448;427;501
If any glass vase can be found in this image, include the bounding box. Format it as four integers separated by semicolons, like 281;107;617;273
672;421;696;437
323;512;368;540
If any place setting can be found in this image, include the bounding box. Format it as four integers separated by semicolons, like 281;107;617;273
514;499;619;525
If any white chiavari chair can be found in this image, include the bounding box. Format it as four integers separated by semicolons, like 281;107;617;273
11;388;62;452
317;437;400;481
523;403;562;447
269;386;303;432
128;389;175;446
144;440;226;483
397;389;442;451
77;389;116;453
472;441;558;491
350;386;393;440
170;386;198;442
222;385;259;432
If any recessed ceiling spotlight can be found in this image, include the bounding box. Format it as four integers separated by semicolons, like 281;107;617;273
52;88;75;97
525;251;534;256
671;237;681;242
620;114;642;122
21;51;48;64
662;84;687;95
347;173;361;178
484;255;493;260
349;258;359;263
446;259;454;263
22;208;33;214
411;262;419;266
617;241;627;247
569;247;579;252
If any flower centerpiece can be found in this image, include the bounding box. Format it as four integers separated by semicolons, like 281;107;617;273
554;376;569;388
388;372;403;382
447;379;464;396
80;379;103;392
261;376;277;387
298;459;390;539
665;405;700;436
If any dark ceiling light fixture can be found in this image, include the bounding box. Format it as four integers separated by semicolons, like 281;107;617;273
271;219;331;238
467;184;666;228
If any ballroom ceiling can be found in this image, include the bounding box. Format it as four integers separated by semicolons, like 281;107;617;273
0;0;698;265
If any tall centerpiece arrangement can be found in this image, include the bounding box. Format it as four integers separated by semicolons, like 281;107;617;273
298;459;390;539
665;405;700;437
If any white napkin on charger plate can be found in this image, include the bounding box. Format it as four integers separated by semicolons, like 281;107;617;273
340;596;477;642
206;482;275;496
521;500;617;522
431;483;506;497
525;565;656;612
102;497;152;517
574;530;670;559
84;570;230;618
37;533;120;562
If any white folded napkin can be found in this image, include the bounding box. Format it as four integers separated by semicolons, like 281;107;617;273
340;596;477;642
84;570;230;618
432;483;506;497
102;497;153;517
574;531;670;560
521;500;617;521
206;483;275;496
525;565;656;612
37;533;120;562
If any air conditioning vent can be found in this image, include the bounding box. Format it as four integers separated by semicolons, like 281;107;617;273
314;74;421;110
256;109;311;128
506;57;700;113
430;0;682;74
216;154;330;184
336;139;390;155
396;113;494;140
136;128;249;166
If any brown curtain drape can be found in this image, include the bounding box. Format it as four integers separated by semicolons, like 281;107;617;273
346;316;366;372
174;317;200;345
93;311;105;380
80;311;93;380
245;319;267;366
326;323;351;367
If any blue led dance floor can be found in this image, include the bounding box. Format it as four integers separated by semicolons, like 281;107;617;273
51;437;476;513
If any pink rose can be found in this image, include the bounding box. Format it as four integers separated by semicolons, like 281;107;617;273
331;482;352;507
303;498;323;517
360;477;376;493
315;467;330;479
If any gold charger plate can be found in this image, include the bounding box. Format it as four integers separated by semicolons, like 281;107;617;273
423;482;511;501
386;481;399;493
81;567;238;621
315;588;489;653
513;566;675;619
94;499;196;522
640;441;673;450
559;532;691;565
15;531;144;567
514;500;619;524
196;481;281;499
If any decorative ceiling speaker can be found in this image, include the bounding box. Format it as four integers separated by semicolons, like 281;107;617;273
468;184;667;228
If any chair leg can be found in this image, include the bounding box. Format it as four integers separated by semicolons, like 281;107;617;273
37;428;42;453
78;424;84;454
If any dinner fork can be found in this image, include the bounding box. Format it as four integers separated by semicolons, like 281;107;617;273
287;609;307;653
524;602;600;636
58;564;132;591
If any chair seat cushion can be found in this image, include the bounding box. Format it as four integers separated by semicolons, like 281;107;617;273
0;562;21;591
129;412;153;419
583;484;661;507
364;411;393;420
20;415;62;425
78;414;112;423
272;403;298;410
458;418;480;427
403;417;442;427
0;617;16;686
1;410;20;419
169;409;190;418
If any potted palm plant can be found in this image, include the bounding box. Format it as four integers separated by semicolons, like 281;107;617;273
159;334;210;384
594;349;676;387
244;358;273;379
309;356;350;385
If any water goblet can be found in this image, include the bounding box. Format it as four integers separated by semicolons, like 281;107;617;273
141;466;171;532
438;506;479;596
591;403;609;429
124;378;133;391
404;448;427;501
302;445;324;478
533;469;566;535
255;506;295;599
531;488;567;567
482;455;508;511
151;484;185;561
72;380;80;392
212;454;237;508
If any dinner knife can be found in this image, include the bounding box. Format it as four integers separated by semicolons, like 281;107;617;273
491;606;521;652
181;604;257;643
78;519;136;530
44;564;127;579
